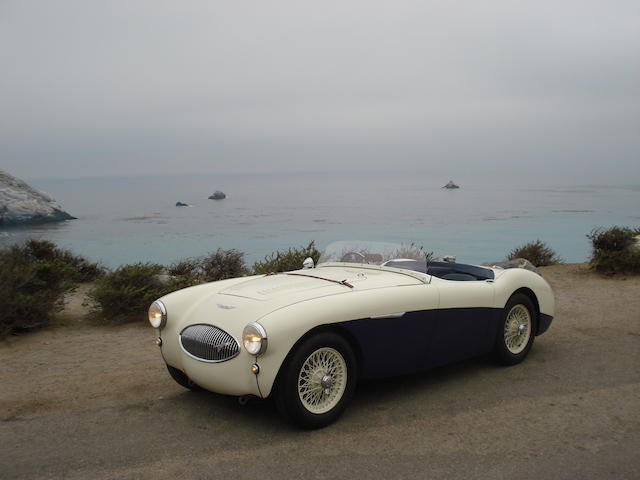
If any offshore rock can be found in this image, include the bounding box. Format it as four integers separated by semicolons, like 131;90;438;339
175;201;189;207
443;180;460;189
208;190;226;200
0;169;76;227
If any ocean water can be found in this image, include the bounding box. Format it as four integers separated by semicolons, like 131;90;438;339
1;172;638;268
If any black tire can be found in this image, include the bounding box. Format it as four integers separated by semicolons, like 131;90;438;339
275;332;357;429
166;364;201;390
494;293;537;366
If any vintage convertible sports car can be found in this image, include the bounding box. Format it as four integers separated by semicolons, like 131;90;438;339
148;241;554;429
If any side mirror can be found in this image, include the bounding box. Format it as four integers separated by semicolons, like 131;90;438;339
302;257;315;269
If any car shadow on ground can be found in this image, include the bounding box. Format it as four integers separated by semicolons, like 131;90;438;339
159;350;541;434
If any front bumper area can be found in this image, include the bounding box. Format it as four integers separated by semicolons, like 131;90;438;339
160;332;262;397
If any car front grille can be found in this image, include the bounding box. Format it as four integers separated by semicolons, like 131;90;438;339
179;324;240;362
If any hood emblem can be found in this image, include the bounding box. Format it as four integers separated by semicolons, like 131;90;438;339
217;303;237;310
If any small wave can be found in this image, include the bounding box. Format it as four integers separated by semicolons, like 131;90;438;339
119;215;169;223
552;209;594;213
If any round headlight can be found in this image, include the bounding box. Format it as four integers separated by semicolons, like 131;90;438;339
148;300;167;329
243;322;268;356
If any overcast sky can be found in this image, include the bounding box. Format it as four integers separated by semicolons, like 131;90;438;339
1;0;638;181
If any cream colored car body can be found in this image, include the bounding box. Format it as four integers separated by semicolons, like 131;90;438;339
155;262;554;398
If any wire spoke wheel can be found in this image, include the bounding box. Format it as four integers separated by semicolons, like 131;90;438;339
504;304;532;355
297;347;347;414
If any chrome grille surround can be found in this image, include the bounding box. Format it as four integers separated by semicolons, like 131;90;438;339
179;324;240;363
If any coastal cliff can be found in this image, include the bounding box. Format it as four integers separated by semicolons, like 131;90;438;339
0;170;75;226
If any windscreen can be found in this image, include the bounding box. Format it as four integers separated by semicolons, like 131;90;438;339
318;241;430;265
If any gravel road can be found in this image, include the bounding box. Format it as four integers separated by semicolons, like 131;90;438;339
1;264;639;479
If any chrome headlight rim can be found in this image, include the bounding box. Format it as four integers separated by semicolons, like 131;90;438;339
243;322;268;356
148;300;167;329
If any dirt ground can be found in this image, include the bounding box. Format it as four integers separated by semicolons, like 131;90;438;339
1;264;639;479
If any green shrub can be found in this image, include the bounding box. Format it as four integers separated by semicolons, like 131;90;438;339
588;226;636;253
167;257;201;277
21;239;104;282
253;241;321;274
165;274;202;291
587;226;640;274
200;248;248;281
88;263;172;323
0;241;78;339
507;240;561;267
89;249;249;323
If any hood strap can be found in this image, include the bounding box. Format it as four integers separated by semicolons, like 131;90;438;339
284;272;353;289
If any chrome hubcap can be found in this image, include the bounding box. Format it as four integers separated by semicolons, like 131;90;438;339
297;347;347;414
504;304;532;354
321;374;334;394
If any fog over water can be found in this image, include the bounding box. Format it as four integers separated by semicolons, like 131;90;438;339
1;1;639;183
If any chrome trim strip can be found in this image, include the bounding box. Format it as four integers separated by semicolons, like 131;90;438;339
179;324;240;363
370;312;406;319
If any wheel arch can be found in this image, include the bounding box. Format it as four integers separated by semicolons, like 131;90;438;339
509;287;542;334
269;323;363;398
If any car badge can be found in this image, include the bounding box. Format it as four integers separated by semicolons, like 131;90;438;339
217;304;236;310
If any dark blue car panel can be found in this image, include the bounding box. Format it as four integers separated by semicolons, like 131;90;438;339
339;307;502;379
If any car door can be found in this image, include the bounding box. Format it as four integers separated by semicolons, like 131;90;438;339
426;278;496;368
339;282;440;379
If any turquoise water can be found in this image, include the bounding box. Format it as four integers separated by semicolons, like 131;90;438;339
1;172;638;268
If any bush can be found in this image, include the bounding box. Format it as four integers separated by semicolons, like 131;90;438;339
88;263;172;323
253;241;321;274
20;239;104;282
201;249;248;281
587;226;640;274
507;240;561;267
0;240;79;339
167;257;201;277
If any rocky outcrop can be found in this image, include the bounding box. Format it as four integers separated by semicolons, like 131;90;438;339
175;201;189;207
443;180;460;189
208;190;226;200
481;258;540;275
0;169;75;227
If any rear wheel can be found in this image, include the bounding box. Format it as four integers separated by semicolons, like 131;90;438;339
166;364;201;390
275;332;357;429
494;293;536;365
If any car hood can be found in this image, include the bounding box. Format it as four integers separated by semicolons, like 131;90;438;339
218;264;423;301
162;264;426;334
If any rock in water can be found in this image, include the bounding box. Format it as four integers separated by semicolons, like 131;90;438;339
0;169;76;226
208;190;226;200
443;180;460;189
175;201;189;207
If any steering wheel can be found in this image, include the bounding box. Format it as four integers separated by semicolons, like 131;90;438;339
340;251;368;264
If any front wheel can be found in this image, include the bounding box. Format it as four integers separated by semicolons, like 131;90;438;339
494;293;536;365
275;332;357;429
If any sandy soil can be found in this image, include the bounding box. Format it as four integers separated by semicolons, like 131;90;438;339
1;264;639;479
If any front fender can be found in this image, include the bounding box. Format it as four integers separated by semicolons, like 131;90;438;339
493;268;555;319
254;284;437;397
